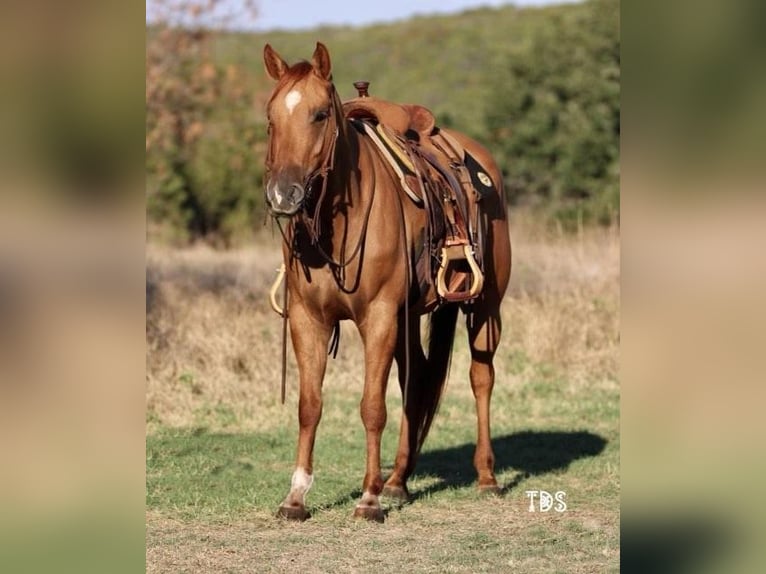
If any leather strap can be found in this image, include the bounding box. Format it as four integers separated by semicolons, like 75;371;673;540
280;266;288;404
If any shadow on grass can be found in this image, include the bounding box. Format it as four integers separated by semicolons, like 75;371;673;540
411;430;608;500
319;430;607;511
147;428;607;519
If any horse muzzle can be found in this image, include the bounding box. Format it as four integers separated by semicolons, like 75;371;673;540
265;179;306;217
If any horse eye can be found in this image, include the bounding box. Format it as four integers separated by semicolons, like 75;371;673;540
313;109;329;122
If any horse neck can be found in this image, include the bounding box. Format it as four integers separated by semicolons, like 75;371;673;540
292;94;366;257
321;98;365;221
330;125;359;198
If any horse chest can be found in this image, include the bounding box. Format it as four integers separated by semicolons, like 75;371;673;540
292;254;404;323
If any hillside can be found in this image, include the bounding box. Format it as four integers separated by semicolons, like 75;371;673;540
146;1;619;243
212;4;577;139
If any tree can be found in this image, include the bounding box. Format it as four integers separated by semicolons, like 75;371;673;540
146;0;265;245
485;0;620;227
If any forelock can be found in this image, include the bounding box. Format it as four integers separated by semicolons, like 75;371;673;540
267;61;312;104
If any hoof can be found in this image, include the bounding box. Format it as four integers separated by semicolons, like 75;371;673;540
381;484;410;502
276;503;310;521
353;504;385;523
478;483;503;497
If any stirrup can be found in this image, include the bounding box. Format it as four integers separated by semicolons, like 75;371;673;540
435;242;484;302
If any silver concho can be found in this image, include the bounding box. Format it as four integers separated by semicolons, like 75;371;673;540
477;171;492;187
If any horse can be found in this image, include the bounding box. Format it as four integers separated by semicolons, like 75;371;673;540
262;42;511;522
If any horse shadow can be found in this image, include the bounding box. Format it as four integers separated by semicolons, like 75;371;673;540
322;430;606;510
409;429;607;500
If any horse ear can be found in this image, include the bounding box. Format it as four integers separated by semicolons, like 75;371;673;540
311;42;332;80
263;43;288;81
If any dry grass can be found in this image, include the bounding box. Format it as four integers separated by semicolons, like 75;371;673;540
145;213;620;572
146;239;285;432
505;216;620;385
146;213;619;433
146;503;619;574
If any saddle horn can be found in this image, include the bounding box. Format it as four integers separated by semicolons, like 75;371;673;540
353;81;370;98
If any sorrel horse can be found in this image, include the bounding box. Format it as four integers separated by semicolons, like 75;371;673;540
263;42;511;522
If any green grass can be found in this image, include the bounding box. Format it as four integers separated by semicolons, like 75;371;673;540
147;381;618;517
147;355;619;572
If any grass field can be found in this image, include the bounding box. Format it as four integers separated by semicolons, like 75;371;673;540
146;214;620;572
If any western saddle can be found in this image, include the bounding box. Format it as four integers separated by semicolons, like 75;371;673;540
343;81;492;305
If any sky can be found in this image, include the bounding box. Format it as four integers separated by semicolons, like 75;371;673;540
251;0;579;31
147;1;581;32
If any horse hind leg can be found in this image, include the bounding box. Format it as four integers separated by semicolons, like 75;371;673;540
467;299;503;494
382;313;426;502
384;305;459;500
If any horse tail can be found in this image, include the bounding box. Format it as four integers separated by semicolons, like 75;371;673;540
415;303;460;453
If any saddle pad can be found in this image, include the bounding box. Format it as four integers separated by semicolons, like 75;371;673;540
374;123;415;173
350;118;424;206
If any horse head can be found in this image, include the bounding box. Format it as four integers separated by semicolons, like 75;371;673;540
263;42;339;217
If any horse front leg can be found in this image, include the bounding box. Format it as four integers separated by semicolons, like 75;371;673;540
353;304;398;522
276;302;332;521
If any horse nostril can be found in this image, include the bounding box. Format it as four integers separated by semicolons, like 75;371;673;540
288;184;304;204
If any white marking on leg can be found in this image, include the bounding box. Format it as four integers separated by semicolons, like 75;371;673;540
288;467;314;505
284;89;302;115
356;490;378;508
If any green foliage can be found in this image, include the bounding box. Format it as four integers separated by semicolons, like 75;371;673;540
146;1;620;244
146;28;267;246
183;110;266;246
214;7;547;140
486;0;620;228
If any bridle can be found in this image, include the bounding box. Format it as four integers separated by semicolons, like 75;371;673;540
264;82;374;278
265;85;339;242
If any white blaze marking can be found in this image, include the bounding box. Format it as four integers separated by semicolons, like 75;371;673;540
290;467;314;502
284;89;302;115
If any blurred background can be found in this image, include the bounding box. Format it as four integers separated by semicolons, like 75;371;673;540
622;1;766;572
1;0;765;571
0;2;145;573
